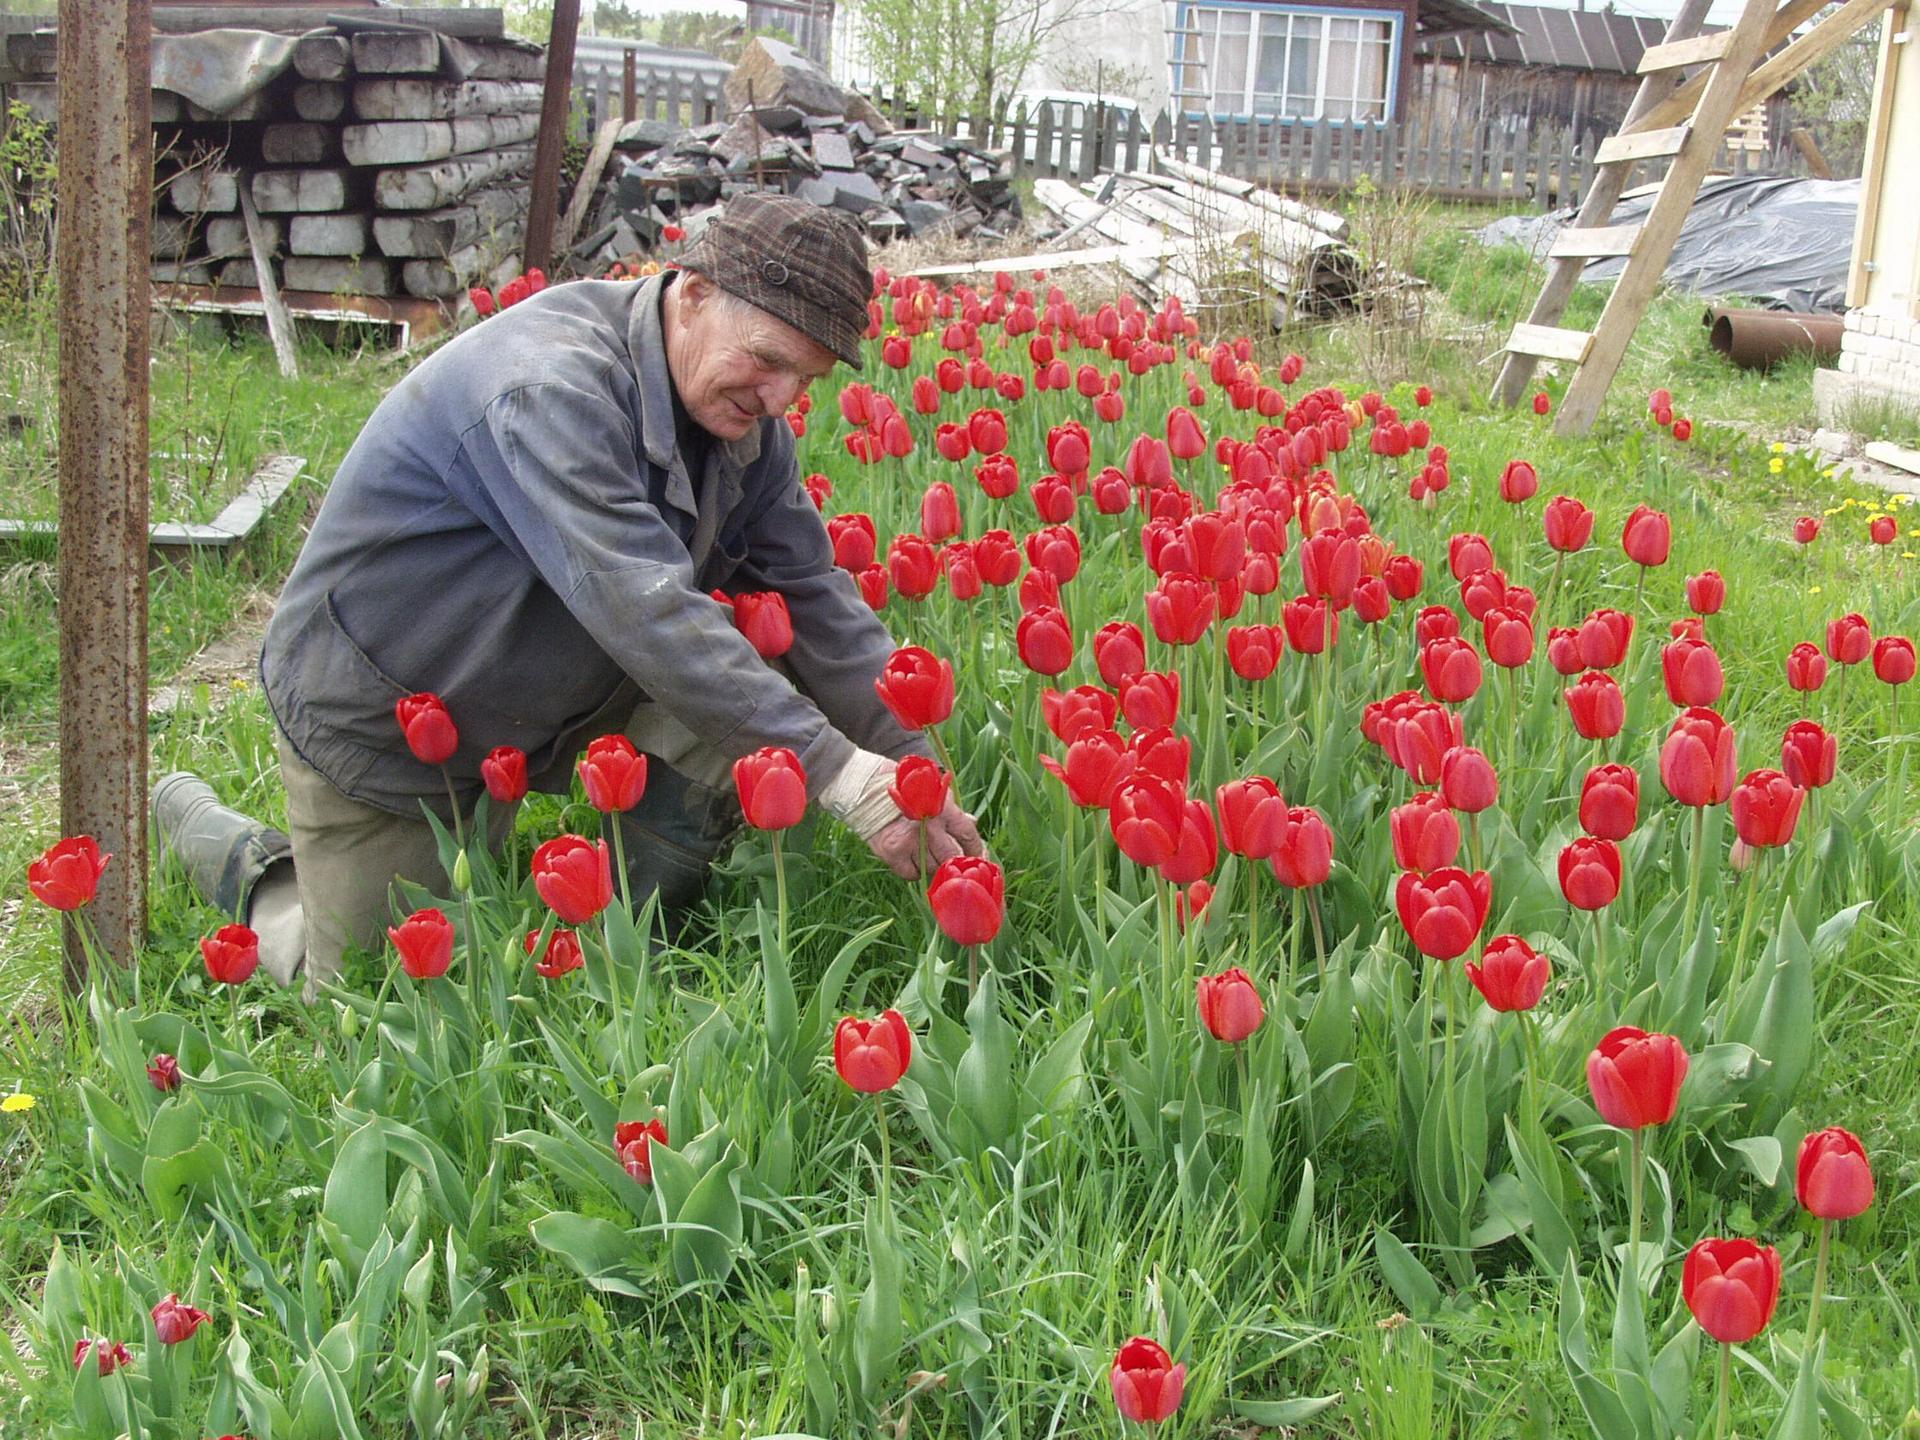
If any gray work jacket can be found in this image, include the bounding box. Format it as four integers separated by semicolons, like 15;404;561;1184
261;272;922;818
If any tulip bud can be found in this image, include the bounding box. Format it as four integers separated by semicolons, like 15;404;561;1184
451;849;472;894
1682;1237;1781;1345
1196;967;1265;1043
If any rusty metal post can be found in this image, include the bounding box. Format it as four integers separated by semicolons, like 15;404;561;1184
522;0;582;276
57;0;152;984
622;48;637;124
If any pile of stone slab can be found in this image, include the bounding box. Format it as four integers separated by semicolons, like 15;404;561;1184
571;37;1021;267
3;11;542;301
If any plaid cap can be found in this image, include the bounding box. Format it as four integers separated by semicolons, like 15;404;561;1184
681;192;871;369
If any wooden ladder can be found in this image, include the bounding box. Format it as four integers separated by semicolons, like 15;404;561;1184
1491;0;1900;434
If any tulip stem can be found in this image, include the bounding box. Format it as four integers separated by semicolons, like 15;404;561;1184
1627;1127;1646;1298
928;726;961;809
874;1093;893;1210
1714;1341;1731;1440
1592;910;1610;1000
1731;854;1765;1001
1806;1216;1833;1346
441;766;466;851
1306;888;1328;977
1547;550;1565;612
1682;806;1708;945
770;831;791;965
1247;860;1262;976
609;813;634;920
1156;876;1176;1009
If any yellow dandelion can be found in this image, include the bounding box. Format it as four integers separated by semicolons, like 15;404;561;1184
1824;507;1841;515
1;1093;35;1114
1843;498;1858;507
1769;458;1785;474
1822;467;1836;478
1905;552;1918;560
1771;441;1787;454
1809;585;1823;594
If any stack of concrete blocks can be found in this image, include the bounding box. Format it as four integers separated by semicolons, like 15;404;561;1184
1837;309;1920;401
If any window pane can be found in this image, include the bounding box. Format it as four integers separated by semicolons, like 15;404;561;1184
1285;15;1319;118
1253;20;1288;109
1211;9;1251;112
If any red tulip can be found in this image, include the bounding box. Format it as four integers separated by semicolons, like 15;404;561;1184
1017;606;1074;675
1580;764;1640;839
1281;595;1337;655
1621;505;1671;567
1220;624;1278;681
967;407;1008;456
27;834;111;911
1118;671;1180;731
857;565;890;610
1874;635;1916;685
1686;571;1725;616
1796;1126;1874;1219
1660;637;1725;707
481;745;528;805
942;542;982;601
1559;836;1622;909
1420;636;1483;703
1827;612;1871;665
1447;532;1494;581
526;927;585;978
1110;1336;1184;1423
1440;746;1498;814
148;1053;181;1092
835;1009;913;1092
1543;495;1594;552
1499;459;1539;503
929;855;1005;945
801;469;827;503
1415;605;1461;647
1482;606;1534;669
1786;641;1828;691
1661;707;1738;807
395;692;458;765
1565;671;1625;740
1391;792;1461;873
1092;621;1147;686
1268;806;1333;888
1546;626;1582;676
734;747;807;830
200;923;260;986
1026;475;1075;526
1383;553;1424;601
532;834;613;924
920;481;963;541
1299;527;1361;606
1145;574;1216;646
1586;1025;1688;1128
1794;515;1821;545
875;646;955;731
74;1339;132;1376
910;374;940;415
1388;701;1463;785
973;529;1020;587
1040;730;1135;809
1042;685;1118;745
1214;776;1285;859
614;1117;668;1184
975;452;1018;499
1780;720;1836;789
468;285;496;316
888;755;951;821
885;534;938;600
1092;464;1130;509
1109;773;1185;868
1532;391;1551;416
1046;421;1091;478
1730;768;1803;848
388;907;454;980
1394;867;1491;960
1126;434;1173;490
1683;1238;1782;1345
578;734;649;812
828;514;878;575
1466;934;1549;1012
1196;967;1265;1043
1026;524;1082;585
1577;608;1635;669
1871;514;1897;545
1165;406;1206;460
151;1294;211;1345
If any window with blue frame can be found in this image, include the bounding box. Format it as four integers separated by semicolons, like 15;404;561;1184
1180;5;1395;121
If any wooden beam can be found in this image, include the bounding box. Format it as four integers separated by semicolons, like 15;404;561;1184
521;0;581;276
57;0;150;981
556;117;619;258
1849;1;1906;307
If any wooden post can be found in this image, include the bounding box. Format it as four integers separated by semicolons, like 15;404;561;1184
623;48;637;123
522;0;582;276
58;0;151;983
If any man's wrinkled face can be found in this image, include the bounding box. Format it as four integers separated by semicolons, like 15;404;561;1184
666;271;838;442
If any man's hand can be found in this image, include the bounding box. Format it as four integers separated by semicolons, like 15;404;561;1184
866;793;986;879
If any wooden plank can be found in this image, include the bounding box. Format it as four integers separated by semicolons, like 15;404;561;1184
350;31;440;76
1548;222;1642;258
1507;323;1594;362
374;145;534;210
352;78;544;121
1624;0;1871;137
1846;0;1905;305
372;186;523;257
342;113;541;166
293;81;347;122
238;181;298;380
555;117;620;255
283;256;393;296
292;34;348;81
252;169;353;213
1594;124;1690;164
262;122;336;166
169;167;238;214
205;214;279;260
288;213;372;257
1638;30;1733;72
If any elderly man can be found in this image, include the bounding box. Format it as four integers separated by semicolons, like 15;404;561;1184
155;194;982;988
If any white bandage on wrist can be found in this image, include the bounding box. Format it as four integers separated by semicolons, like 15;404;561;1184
818;747;902;841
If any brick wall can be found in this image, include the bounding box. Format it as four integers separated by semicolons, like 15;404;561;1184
1839;307;1920;399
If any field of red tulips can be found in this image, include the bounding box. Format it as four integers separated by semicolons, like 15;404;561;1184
6;264;1919;1438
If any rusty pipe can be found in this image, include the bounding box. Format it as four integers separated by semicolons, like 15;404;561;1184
1704;306;1844;371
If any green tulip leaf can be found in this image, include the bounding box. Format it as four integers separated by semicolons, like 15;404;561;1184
528;1210;650;1298
1229;1394;1343;1426
1373;1227;1441;1319
322;1120;389;1270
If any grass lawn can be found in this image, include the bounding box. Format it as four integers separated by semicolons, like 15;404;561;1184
2;211;1918;1438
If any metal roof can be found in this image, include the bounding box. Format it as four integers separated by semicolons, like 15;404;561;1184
1416;0;1521;35
1413;2;1674;73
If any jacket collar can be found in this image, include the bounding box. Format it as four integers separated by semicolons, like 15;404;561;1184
630;271;765;521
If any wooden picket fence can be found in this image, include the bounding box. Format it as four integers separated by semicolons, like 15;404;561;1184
569;48;728;134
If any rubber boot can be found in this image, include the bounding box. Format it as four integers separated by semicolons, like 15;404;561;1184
152;772;304;983
612;761;741;937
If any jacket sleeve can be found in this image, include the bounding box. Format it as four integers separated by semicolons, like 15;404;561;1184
727;427;933;765
450;377;860;788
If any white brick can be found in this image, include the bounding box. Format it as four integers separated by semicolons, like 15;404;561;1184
1845;308;1862;332
1841;351;1858;374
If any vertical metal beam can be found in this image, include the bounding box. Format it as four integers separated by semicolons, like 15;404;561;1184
58;0;151;984
622;47;636;124
523;0;583;276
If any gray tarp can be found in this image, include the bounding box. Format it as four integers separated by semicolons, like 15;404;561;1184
151;29;300;114
1476;174;1862;312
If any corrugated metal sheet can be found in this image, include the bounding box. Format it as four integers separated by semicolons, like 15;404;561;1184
1414;2;1672;75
